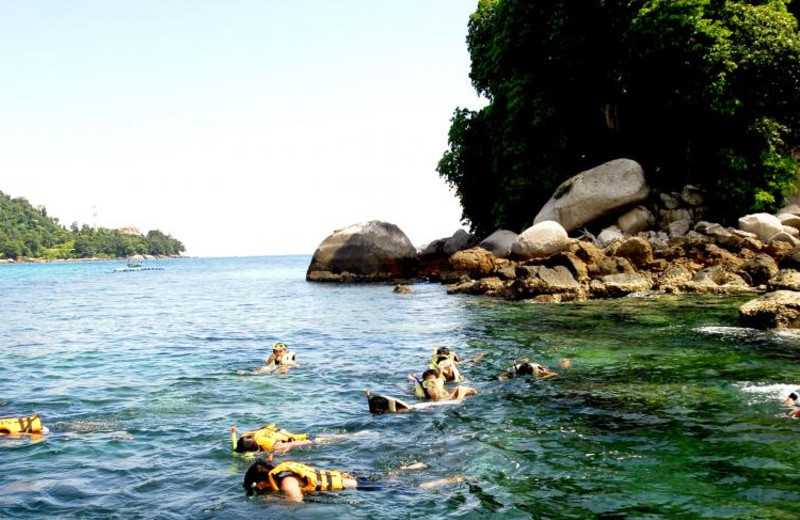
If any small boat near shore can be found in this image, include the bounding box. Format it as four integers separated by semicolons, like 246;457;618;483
113;255;164;273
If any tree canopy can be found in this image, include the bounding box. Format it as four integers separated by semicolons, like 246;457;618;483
0;190;185;260
439;0;800;237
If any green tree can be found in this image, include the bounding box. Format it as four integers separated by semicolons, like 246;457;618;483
439;0;800;235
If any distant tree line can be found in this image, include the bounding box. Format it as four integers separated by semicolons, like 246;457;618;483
439;0;800;237
0;190;185;260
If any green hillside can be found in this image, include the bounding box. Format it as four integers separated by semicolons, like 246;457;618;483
0;190;185;260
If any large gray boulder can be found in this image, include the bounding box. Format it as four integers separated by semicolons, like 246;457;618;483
740;291;800;329
443;229;479;255
738;213;783;242
512;221;571;259
534;159;648;232
307;221;417;282
479;229;518;259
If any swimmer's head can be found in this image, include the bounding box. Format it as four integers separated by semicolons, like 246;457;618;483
272;342;287;353
235;437;260;453
368;395;391;414
422;369;439;381
243;458;275;495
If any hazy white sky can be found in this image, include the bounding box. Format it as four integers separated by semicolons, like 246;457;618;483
0;1;485;256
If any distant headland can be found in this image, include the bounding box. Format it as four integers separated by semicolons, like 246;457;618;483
0;190;185;263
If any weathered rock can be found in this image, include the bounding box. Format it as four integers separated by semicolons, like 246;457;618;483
694;221;713;234
704;224;742;249
765;239;794;261
307;221;417;282
544;252;589;281
478;229;518;259
617;206;655;234
597;226;624;248
533;158;648;232
444;229;479;255
738;213;783;242
590;273;652;298
740;291;800;329
770;232;800;248
778;204;800;216
496;266;517;280
704;244;743;269
448;247;497;279
419;238;447;258
784;225;800;238
680;266;751;294
512;221;571;259
768;269;800;292
741;254;779;286
659;192;681;210
512;265;585;300
590;256;636;277
447;276;510;297
658;264;693;289
779;213;800;229
394;284;412;294
569;241;606;266
660;208;692;227
668;219;691;238
607;236;653;266
680;184;705;206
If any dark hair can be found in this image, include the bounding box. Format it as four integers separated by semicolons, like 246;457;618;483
791;392;798;401
515;362;534;376
243;458;275;495
235;437;259;453
422;369;438;380
436;346;450;356
368;395;390;414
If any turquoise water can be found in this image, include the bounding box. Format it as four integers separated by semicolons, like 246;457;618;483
2;256;800;519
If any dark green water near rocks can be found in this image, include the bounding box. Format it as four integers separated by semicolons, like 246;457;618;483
1;257;799;519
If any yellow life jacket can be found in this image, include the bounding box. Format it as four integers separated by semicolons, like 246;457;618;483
268;461;345;493
241;424;308;451
0;414;44;435
416;378;443;400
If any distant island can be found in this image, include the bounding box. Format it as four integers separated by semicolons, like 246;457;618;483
0;190;185;262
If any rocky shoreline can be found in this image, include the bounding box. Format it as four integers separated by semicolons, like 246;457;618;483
306;158;800;330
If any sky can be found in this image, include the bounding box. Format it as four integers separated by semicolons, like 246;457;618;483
0;1;486;257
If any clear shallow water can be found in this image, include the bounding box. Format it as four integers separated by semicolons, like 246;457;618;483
2;256;800;519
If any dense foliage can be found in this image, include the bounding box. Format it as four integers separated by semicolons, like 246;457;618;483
439;0;800;236
0;190;185;259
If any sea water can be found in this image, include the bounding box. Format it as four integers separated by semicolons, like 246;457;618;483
2;256;800;519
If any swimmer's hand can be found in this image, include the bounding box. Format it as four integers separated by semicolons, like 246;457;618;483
560;358;571;369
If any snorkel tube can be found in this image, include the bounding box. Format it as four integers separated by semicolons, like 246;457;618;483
231;427;238;451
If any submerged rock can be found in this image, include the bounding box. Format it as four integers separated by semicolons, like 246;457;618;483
307;221;417;282
740;291;800;329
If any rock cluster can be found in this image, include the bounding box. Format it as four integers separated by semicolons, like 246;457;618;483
305;159;800;329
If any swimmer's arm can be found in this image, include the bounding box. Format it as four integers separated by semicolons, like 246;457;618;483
272;439;314;454
280;476;305;502
265;354;277;365
419;475;466;489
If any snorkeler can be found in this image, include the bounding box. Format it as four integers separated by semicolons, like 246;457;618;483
364;389;413;414
231;424;313;455
252;342;298;375
498;358;570;380
784;390;800;418
410;369;476;401
243;457;464;502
